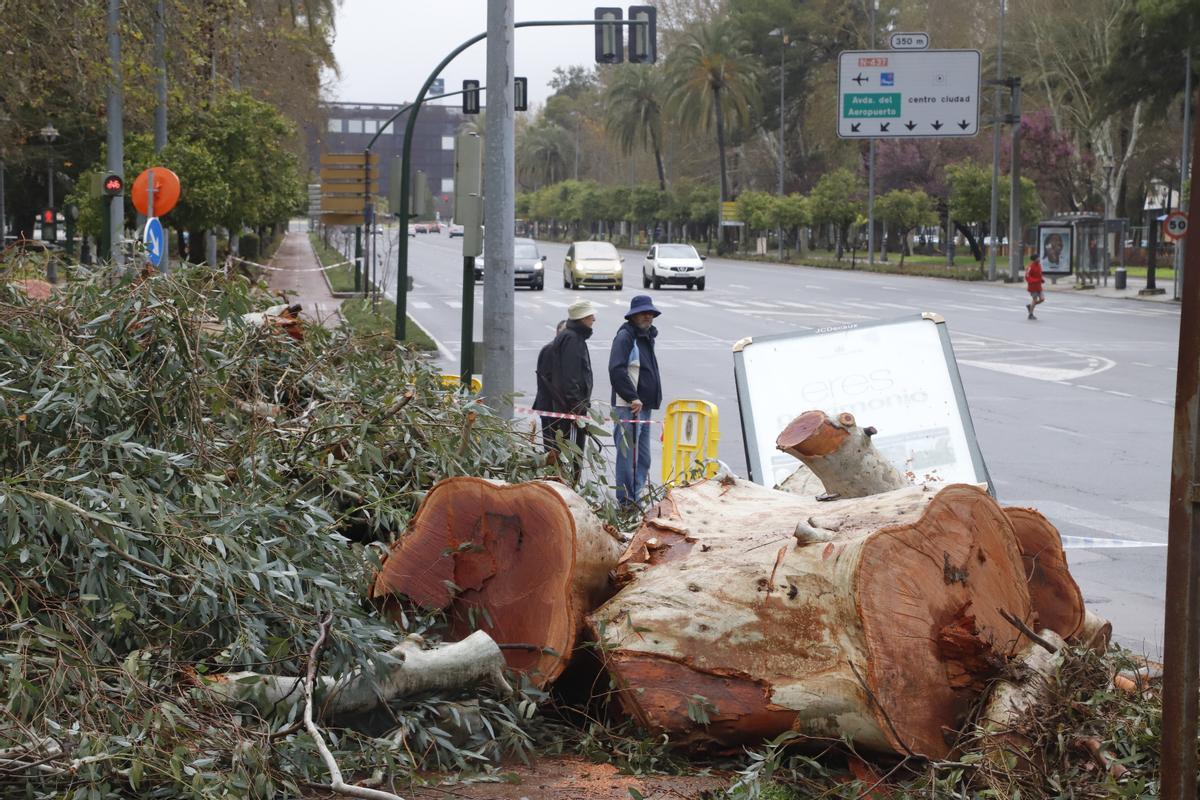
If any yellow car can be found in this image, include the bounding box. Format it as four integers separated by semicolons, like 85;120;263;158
563;241;624;290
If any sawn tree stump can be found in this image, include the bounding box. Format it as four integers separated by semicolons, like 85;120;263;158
371;477;623;687
589;475;1093;758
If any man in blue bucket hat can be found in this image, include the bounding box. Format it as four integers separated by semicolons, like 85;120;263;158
608;295;663;510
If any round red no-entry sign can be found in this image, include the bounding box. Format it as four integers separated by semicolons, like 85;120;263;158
131;167;181;217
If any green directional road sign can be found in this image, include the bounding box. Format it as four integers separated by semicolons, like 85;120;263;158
837;49;980;139
842;93;902;118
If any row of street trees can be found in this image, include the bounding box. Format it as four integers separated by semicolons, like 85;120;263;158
1;0;331;252
513;0;1196;255
517;160;1039;266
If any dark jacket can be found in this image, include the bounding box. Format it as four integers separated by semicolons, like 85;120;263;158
608;321;662;410
538;320;593;414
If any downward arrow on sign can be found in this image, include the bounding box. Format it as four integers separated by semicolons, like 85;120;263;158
958;120;970;130
905;121;916;131
931;120;943;130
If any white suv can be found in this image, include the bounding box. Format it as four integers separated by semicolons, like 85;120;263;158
642;243;706;290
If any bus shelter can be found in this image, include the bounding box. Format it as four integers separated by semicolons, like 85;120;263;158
1036;212;1127;287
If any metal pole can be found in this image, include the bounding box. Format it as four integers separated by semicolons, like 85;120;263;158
363;149;371;298
391;18;644;350
1008;78;1023;281
1161;95;1200;800
987;0;1006;280
147;168;155;272
777;34;785;261
154;0;167;152
483;0;516;418
1148;207;1160;291
107;0;125;267
461;255;476;385
46;158;57;283
354;226;362;296
866;2;876;265
1176;48;1192;301
0;156;6;245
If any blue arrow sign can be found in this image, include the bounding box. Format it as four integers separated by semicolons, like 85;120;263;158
143;217;164;268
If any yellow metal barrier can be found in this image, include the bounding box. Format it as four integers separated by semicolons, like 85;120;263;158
439;374;482;393
661;399;720;485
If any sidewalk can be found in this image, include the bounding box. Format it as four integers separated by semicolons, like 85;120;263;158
1035;272;1180;304
265;222;343;328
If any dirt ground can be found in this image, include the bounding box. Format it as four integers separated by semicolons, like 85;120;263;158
400;756;729;800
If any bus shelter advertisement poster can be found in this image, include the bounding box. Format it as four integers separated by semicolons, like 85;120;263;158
737;318;982;488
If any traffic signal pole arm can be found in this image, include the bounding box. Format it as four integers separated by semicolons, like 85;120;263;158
359;86;486;299
393;18;649;341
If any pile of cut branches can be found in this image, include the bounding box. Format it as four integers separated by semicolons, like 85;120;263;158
0;267;562;797
726;643;1164;799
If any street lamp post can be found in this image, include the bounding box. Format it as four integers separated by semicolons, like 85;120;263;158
769;28;789;261
39;123;59;282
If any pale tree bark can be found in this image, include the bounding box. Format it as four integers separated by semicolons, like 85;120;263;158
590;474;1098;758
1020;0;1144;215
208;630;512;718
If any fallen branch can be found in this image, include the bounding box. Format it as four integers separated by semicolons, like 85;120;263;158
303;613;404;800
997;608;1060;654
209;629;513;718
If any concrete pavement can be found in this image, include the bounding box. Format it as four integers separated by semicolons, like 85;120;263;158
263;221;344;328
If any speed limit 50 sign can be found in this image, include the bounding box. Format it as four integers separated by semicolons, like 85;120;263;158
1163;210;1188;241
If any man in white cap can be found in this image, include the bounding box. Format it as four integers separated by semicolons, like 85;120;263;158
539;299;595;481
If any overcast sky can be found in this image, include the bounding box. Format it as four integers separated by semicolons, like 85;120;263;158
328;0;604;109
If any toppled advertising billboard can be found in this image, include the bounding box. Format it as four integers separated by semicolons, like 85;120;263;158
733;314;991;491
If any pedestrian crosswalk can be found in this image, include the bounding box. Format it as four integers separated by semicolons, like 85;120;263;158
409;293;923;322
404;290;1170;327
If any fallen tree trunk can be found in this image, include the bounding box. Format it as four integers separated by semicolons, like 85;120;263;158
370;477;623;687
207;629;511;718
775;411;907;498
590;475;1092;758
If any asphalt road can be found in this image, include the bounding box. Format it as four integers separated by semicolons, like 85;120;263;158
370;225;1179;655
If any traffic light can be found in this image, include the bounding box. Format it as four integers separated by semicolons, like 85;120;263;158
594;7;623;64
462;80;481;115
627;6;657;63
514;77;528;112
102;174;124;196
42;209;55;225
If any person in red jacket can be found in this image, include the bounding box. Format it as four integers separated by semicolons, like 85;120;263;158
1025;253;1045;319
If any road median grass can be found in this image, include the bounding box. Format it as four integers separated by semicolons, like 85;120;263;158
309;232;361;293
341;296;436;351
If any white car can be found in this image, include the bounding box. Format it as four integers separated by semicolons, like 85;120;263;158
448;222;464;238
642;243;706;290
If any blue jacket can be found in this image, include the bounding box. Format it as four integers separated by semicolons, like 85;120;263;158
608;321;661;410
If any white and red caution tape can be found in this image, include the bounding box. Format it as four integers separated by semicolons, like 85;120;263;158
513;406;661;424
229;255;354;273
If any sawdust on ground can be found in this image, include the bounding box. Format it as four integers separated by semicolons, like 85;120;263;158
400;756;728;800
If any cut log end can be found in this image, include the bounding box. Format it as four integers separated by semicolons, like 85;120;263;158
1003;507;1086;641
776;410;851;457
775;410;907;498
371;478;621;686
856;485;1031;758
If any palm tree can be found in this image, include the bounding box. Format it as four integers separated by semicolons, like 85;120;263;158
666;16;762;205
604;64;668;191
516;121;572;189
